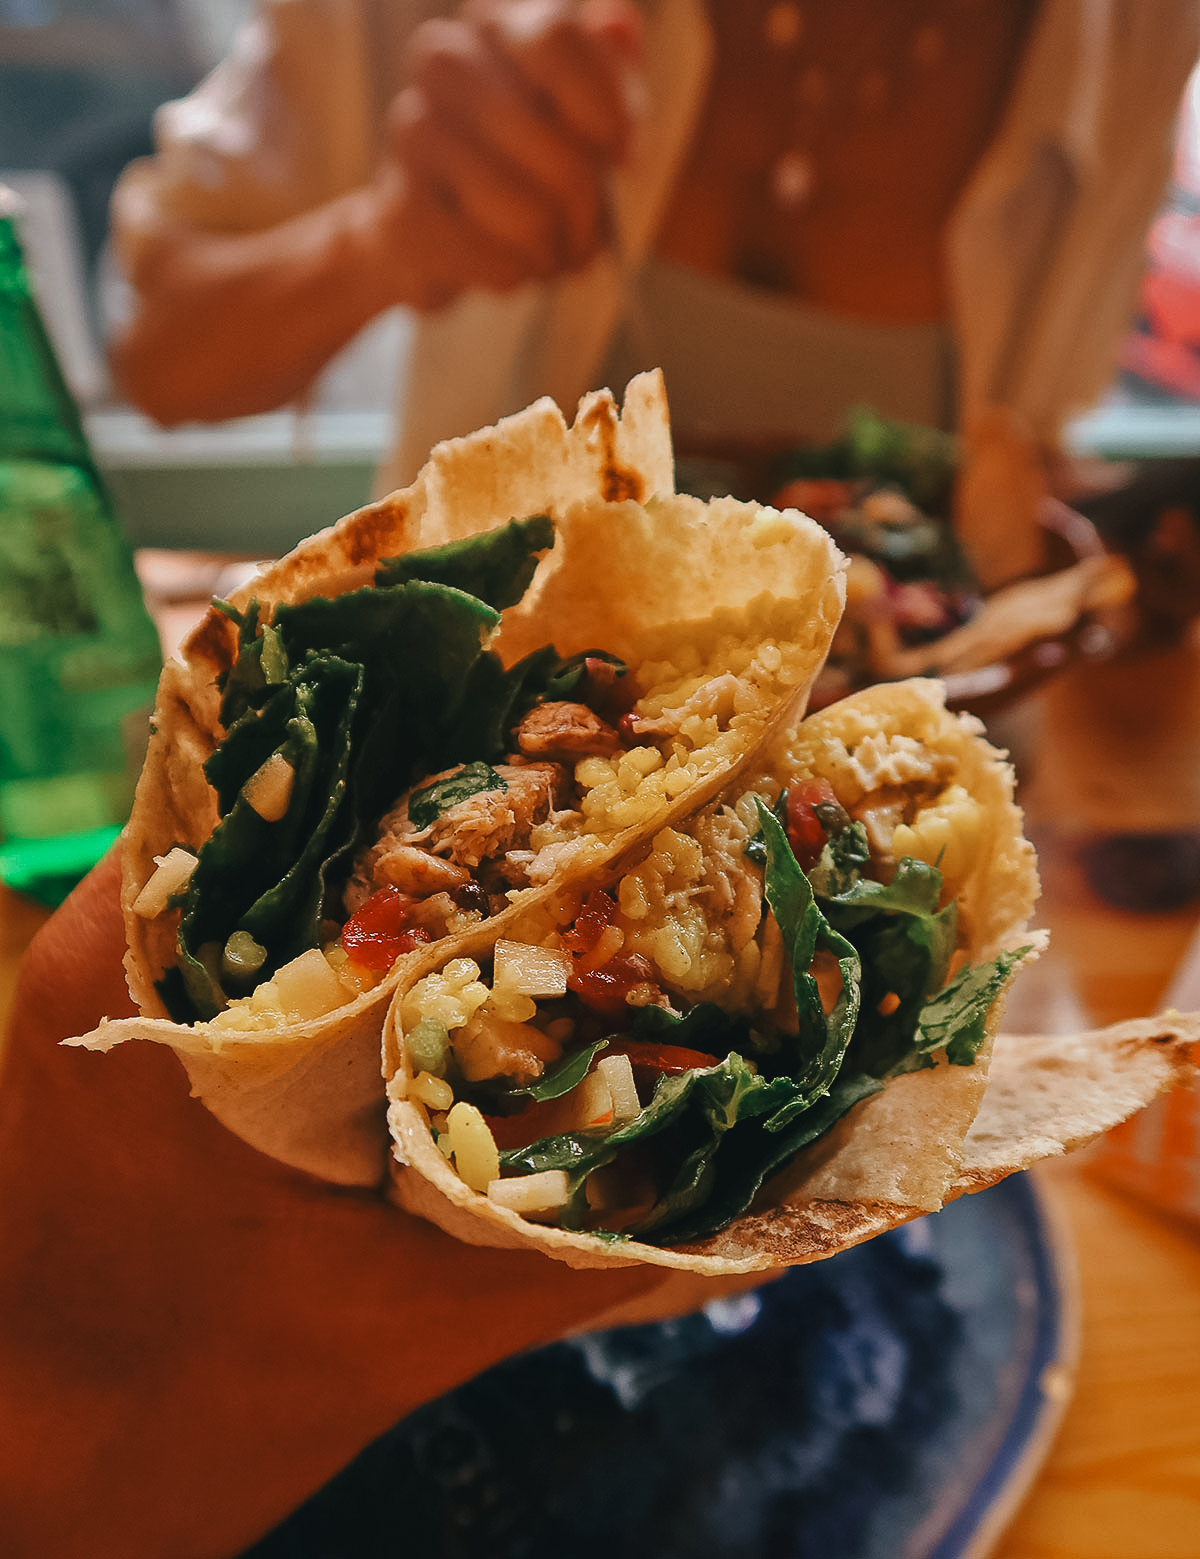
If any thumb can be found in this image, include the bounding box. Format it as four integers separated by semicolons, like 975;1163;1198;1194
580;0;644;65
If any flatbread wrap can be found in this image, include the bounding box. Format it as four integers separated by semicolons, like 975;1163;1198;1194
385;680;1054;1270
68;374;847;1185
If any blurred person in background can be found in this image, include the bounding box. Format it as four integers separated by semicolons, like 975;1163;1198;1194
107;0;1200;592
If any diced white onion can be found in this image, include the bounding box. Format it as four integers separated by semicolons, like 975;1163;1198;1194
598;1053;640;1123
242;753;295;822
568;1068;614;1131
492;939;570;998
486;1170;571;1217
130;847;197;919
270;947;348;1020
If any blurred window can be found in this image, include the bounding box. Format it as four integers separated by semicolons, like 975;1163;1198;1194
1119;62;1200;406
0;0;243;345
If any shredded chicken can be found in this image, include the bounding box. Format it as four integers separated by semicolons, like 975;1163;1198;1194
374;847;470;896
623;672;743;740
344;761;569;913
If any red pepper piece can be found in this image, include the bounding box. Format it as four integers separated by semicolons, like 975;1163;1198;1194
605;1037;722;1088
786;777;839;872
562;891;664;1015
568;953;655;1018
342;885;433;969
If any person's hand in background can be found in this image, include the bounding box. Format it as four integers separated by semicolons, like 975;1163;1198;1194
0;847;664;1559
376;0;643;307
953;405;1050;593
110;0;642;424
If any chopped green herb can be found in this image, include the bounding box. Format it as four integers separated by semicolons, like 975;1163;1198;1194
408;762;507;830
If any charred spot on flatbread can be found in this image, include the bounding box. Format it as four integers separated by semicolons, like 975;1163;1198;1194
340;493;414;568
185;605;239;680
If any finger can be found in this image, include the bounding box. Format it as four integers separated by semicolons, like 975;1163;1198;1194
467;0;638;161
404;24;607;265
10;844;134;1050
404;181;547;300
391;86;572;279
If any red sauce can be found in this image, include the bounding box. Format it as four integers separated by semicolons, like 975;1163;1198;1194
342;885;433;969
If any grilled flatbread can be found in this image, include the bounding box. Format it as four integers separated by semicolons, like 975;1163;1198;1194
384;681;1074;1271
68;374;846;1185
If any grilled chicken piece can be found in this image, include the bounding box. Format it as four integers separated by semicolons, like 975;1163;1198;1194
514;700;622;759
374;847;471;897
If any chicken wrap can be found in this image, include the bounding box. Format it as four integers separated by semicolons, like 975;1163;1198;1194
385;680;1062;1271
69;374;847;1185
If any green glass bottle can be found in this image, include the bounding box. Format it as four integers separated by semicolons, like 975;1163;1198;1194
0;186;162;905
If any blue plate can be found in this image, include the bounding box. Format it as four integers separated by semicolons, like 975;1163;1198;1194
245;1173;1076;1559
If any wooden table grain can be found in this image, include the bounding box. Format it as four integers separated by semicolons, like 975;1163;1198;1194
994;1163;1200;1559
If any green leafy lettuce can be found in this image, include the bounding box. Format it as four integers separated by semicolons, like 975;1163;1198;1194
495;791;1025;1246
161;516;571;1022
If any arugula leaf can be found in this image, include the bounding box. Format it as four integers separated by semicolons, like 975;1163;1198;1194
643;943;1023;1245
217;603;286;729
165;523;557;1024
408;761;507;830
820;857;957;1080
629;1055;799;1236
171;655;362;1019
649;947;1024;1246
499;1054;787;1196
918;946;1028;1065
515;1039;611;1103
753;798;861;1116
374;514;554;608
653;1069;887;1245
498;1128;620;1180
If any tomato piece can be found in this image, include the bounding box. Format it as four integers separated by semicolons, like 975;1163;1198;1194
568;953;654;1018
770;478;853;523
342;885;433;969
785;777;839;872
563;889;617;955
